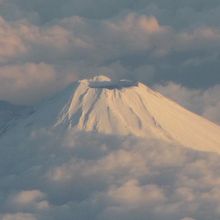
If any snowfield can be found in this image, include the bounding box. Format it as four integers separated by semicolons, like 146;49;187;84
53;75;220;153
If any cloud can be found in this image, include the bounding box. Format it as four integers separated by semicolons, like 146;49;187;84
1;6;220;105
106;180;165;206
0;129;220;220
7;190;49;211
0;213;37;220
1;12;220;105
0;62;76;104
1;0;220;25
0;17;27;62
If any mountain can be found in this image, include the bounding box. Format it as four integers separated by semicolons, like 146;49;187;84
0;101;32;136
1;75;220;154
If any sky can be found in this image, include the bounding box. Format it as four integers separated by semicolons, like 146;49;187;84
1;1;220;220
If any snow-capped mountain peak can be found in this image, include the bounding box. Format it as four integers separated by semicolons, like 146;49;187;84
2;75;220;154
48;75;220;153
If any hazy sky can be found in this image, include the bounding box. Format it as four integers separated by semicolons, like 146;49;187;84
0;0;220;123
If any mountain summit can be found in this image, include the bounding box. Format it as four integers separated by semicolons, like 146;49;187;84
2;75;220;154
48;75;220;153
54;75;171;140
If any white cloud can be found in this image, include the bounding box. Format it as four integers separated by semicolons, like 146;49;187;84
0;17;27;62
106;180;165;206
0;62;76;104
7;190;49;211
11;190;44;205
0;213;36;220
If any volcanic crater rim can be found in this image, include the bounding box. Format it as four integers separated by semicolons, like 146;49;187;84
88;80;139;90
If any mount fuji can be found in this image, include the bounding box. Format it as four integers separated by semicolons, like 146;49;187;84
1;75;220;154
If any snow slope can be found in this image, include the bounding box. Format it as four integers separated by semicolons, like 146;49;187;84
52;75;220;153
1;75;220;154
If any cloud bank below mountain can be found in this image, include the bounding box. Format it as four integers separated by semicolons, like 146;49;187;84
0;130;220;220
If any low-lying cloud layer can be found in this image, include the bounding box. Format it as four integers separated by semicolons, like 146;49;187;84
1;130;220;220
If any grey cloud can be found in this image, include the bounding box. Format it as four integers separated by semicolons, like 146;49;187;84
1;14;220;105
2;0;220;24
